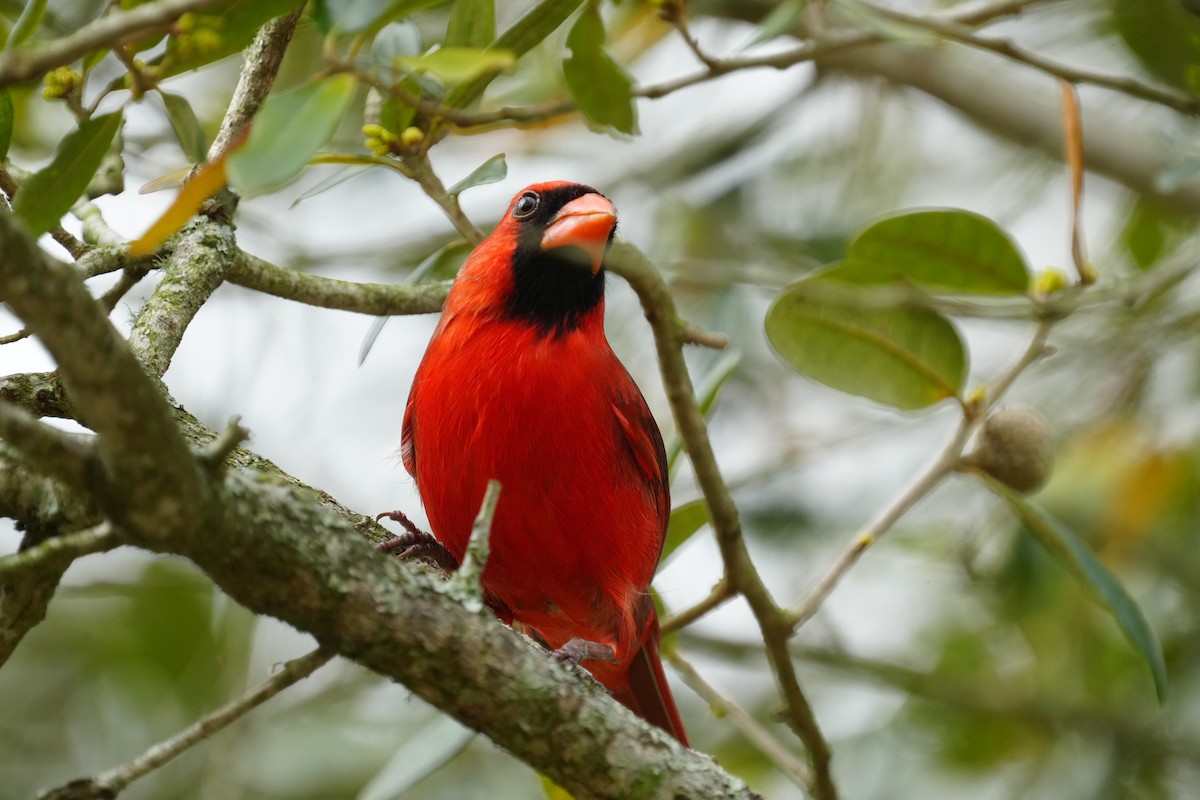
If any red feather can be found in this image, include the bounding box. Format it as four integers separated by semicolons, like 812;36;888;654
400;181;688;745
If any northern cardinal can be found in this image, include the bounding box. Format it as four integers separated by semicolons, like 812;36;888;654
383;181;688;745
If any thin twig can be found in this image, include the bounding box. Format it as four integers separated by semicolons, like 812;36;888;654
450;480;500;601
668;650;813;790
786;318;1054;629
0;522;118;580
38;648;335;800
0;0;234;87
402;153;485;245
661;578;735;635
608;240;839;800
862;1;1200;115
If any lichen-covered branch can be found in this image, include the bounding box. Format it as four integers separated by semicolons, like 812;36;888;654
128;218;236;377
229;250;450;315
0;211;207;539
208;8;304;161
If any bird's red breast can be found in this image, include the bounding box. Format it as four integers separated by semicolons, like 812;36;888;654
400;181;687;744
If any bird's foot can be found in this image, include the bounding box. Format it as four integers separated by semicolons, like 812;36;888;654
552;638;618;666
375;510;460;572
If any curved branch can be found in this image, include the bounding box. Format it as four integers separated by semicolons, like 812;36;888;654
39;647;334;800
608;240;837;800
230;250;450;315
0;0;242;87
0;212;208;538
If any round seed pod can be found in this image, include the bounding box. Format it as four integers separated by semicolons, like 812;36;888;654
965;407;1054;493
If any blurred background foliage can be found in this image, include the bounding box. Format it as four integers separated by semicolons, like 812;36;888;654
3;0;1200;798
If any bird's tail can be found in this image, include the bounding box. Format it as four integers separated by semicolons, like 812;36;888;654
612;612;689;747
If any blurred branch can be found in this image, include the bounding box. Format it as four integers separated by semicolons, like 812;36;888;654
229;250;450;315
668;650;812;790
38;647;335;800
0;522;117;581
401;153;485;245
0;0;240;86
860;2;1200;115
0;402;96;492
818;42;1200;215
610;239;837;800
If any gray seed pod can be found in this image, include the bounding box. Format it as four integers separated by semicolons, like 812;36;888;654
966;407;1055;493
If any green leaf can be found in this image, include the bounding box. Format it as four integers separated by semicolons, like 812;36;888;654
227;75;358;197
358;713;476;800
394;47;514;83
371;20;422;80
0;89;12;161
1113;0;1200;94
1122;197;1193;271
662;500;709;564
442;0;583;110
359;0;451;42
290;165;371;208
987;477;1168;702
846;209;1030;295
766;276;966;409
159;91;207;163
446;153;507;197
8;0;48;47
314;0;398;33
160;0;305;78
13;112;122;237
446;0;495;47
562;2;637;134
749;0;806;46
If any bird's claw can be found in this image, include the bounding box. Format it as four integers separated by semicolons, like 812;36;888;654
551;638;617;666
376;514;460;572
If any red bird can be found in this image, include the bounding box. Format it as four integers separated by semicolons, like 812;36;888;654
385;181;688;745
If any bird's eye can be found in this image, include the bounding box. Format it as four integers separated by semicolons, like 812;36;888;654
512;191;540;220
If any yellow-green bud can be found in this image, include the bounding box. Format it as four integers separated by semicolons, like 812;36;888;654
42;66;82;100
1032;268;1068;297
400;126;424;148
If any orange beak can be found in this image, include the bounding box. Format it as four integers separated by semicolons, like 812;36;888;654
540;193;617;273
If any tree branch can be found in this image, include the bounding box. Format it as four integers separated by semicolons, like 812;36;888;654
0;523;118;581
38;647;335;800
608;240;837;800
0;0;244;86
0;401;96;492
787;319;1054;629
229;249;450;315
0;219;756;799
0;210;209;541
207;8;304;161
